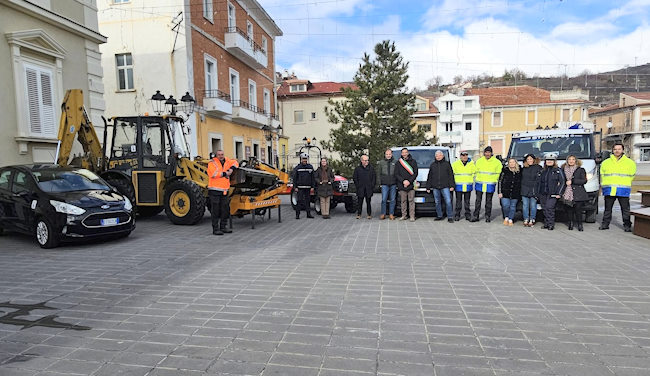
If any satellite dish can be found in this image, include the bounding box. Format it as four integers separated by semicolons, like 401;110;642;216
606;121;613;129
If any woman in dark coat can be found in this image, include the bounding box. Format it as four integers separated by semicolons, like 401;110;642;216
521;154;542;227
561;155;588;231
352;154;376;219
314;157;335;219
537;155;565;231
498;158;522;226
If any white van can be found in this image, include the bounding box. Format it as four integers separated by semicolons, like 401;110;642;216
391;146;456;216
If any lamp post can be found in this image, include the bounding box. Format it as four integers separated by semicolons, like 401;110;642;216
151;90;166;115
151;91;196;116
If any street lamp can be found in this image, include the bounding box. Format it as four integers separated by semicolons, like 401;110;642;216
151;90;166;115
165;95;178;115
180;92;196;114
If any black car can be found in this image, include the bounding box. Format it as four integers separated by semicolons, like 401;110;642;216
0;165;135;248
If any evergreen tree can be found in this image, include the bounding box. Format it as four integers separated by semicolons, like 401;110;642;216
322;40;424;176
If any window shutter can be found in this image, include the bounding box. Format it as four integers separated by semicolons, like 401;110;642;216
26;67;41;134
40;71;55;136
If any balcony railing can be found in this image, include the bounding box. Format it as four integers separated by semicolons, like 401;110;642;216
203;89;231;101
224;27;268;69
203;89;233;115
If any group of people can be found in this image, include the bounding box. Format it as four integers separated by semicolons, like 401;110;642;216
290;143;637;233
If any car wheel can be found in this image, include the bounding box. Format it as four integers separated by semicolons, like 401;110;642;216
35;218;59;249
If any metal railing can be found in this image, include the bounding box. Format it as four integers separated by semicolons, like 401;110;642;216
224;26;266;55
203;89;231;101
231;100;279;119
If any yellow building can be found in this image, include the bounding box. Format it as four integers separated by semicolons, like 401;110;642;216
466;86;590;156
412;95;439;142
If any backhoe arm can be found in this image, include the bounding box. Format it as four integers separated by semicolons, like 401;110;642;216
56;89;104;172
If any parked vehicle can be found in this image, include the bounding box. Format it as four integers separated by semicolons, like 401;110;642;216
507;126;602;222
0;165;135;248
391;146;455;216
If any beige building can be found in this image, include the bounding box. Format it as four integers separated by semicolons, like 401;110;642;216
277;79;356;167
590;92;650;163
0;0;106;166
412;95;439;143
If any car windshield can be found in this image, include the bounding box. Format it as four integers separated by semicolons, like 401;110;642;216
509;134;593;160
393;149;450;167
33;169;111;193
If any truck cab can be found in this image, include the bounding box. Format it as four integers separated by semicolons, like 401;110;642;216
507;127;600;222
391;145;455;216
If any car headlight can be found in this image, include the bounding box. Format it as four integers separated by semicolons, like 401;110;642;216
49;200;86;215
123;197;133;211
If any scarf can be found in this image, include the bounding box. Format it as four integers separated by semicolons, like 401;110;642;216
563;165;577;202
399;158;414;175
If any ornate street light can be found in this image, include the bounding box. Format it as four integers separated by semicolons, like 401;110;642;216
180;92;196;115
165;95;178;115
151;90;166;115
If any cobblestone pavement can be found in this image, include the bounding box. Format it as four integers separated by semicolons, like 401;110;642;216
0;196;649;376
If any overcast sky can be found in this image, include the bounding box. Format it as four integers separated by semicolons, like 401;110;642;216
260;0;650;89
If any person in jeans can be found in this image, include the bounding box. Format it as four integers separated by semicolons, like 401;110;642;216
498;158;522;226
452;151;476;221
314;157;335;219
395;148;418;221
561;155;587;231
537;154;565;231
376;149;397;220
352;154;376;219
426;150;455;223
520;154;542;227
599;143;637;232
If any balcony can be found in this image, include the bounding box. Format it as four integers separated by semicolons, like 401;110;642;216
438;113;463;123
203;90;232;115
224;27;267;69
438;131;462;144
232;100;271;127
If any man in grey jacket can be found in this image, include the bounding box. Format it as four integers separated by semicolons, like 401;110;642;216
376;149;397;220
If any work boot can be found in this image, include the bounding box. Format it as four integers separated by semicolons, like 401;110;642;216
306;213;314;218
380;214;386;220
213;229;224;236
221;227;232;234
296;212;300;219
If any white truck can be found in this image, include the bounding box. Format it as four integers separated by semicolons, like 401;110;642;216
391;145;456;216
506;127;601;222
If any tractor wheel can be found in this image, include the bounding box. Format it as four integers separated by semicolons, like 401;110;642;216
164;179;206;225
106;176;136;206
137;206;164;217
290;189;299;211
344;196;359;213
314;196;321;215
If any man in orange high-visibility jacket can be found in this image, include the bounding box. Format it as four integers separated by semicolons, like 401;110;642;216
207;150;239;235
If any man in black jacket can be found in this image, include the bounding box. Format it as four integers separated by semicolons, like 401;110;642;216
353;155;376;219
426;150;455;222
292;153;315;219
395;148;418;221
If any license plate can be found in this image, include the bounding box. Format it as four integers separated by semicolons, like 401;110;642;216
100;218;119;226
414;197;425;203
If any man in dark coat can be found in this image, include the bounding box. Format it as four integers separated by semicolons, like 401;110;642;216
292;153;315;219
395;148;419;221
426;150;455;222
352;154;376;219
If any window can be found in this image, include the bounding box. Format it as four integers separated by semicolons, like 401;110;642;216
248;80;257;108
446;101;453;111
12;171;34;194
465;100;472;108
465;122;472;131
24;63;56;137
526;108;536;125
227;3;236;28
247;21;253;40
562;108;571;122
203;0;213;22
642;118;650;131
294;110;304;123
492;111;502;127
234;140;243;160
204;56;217;92
445;123;453;132
229;68;239;102
0;170;11;190
261;36;268;54
252;142;260;159
416;103;426;111
116;53;134;91
418;124;431;132
210;137;222;155
640;147;650;162
263;89;271;114
290;84;306;92
310;112;317;120
113;0;130;3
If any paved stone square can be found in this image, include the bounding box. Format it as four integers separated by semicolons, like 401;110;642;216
1;196;649;376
